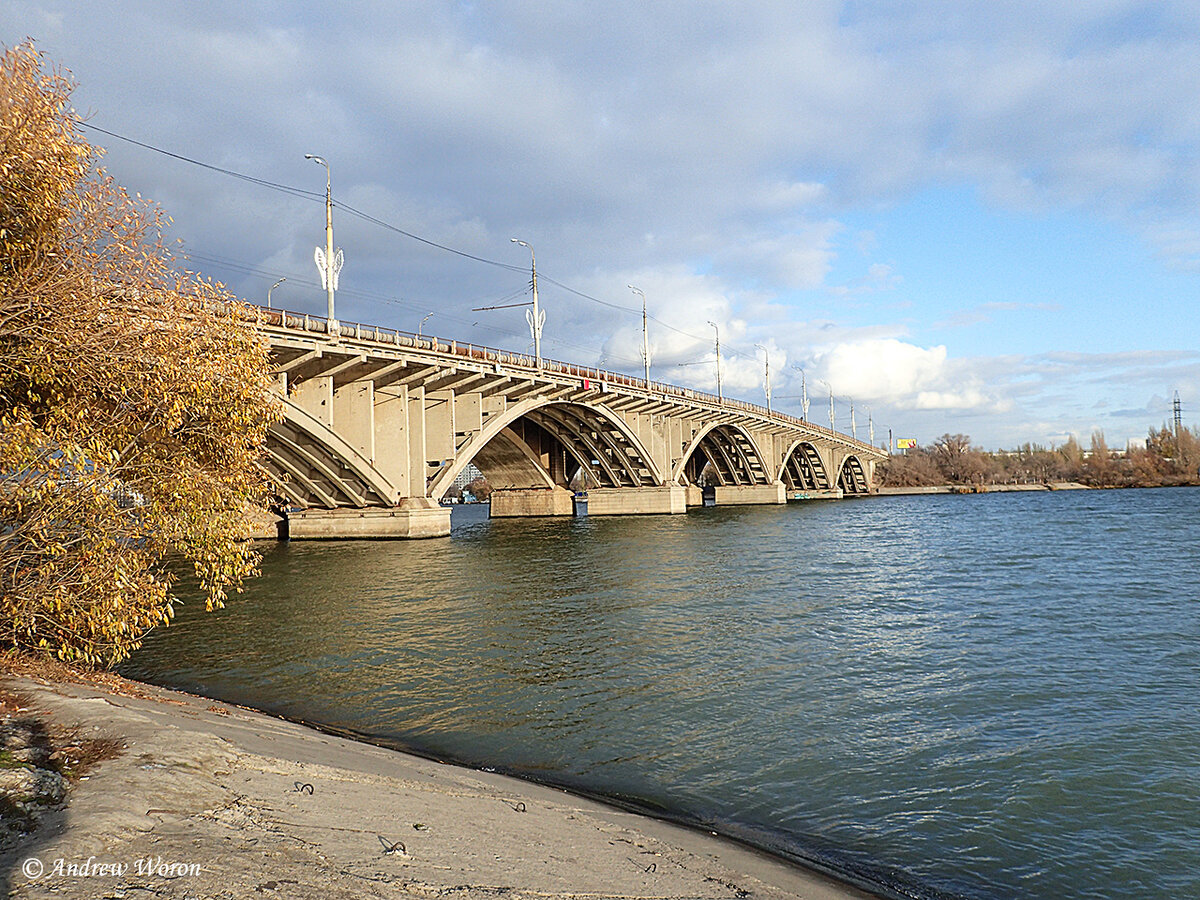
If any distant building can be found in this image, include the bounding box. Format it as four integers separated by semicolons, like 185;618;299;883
452;463;483;491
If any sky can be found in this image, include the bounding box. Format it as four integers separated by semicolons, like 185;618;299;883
5;0;1199;449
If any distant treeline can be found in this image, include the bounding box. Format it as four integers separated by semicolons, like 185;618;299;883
881;426;1200;489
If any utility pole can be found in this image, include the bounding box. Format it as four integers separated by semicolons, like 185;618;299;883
819;380;834;431
512;239;544;369
305;155;342;332
793;366;809;421
707;320;722;401
1174;390;1183;443
629;285;651;387
756;345;772;415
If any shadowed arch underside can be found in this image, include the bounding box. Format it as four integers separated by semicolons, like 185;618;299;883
427;400;662;500
781;441;831;491
838;455;870;494
675;424;771;486
265;400;396;510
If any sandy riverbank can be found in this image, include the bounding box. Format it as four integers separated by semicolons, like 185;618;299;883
0;669;879;900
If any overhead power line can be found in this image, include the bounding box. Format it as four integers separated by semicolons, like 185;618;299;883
80;122;323;202
79;122;767;369
79;122;524;273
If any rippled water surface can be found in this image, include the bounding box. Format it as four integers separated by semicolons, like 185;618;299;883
123;488;1200;899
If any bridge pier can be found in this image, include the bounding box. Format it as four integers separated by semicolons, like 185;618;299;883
281;500;450;539
585;485;687;516
712;482;787;506
489;486;575;518
788;487;843;501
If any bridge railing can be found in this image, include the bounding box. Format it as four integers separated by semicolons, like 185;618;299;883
244;303;874;451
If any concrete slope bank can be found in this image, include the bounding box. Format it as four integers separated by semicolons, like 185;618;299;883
0;673;876;900
875;482;1090;495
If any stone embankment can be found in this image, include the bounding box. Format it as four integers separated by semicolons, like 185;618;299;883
0;666;875;900
876;482;1090;496
0;715;67;846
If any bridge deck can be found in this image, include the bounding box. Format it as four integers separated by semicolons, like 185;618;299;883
247;304;884;458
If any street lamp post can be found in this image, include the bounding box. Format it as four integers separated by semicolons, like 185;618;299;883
756;344;772;416
418;312;434;337
706;320;722;402
511;239;543;369
850;401;857;440
819;380;835;432
792;366;810;421
628;285;651;388
267;277;286;309
305;154;342;331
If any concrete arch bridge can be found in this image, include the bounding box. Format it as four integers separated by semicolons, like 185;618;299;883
256;308;885;538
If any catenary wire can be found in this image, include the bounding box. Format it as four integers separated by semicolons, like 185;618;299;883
81;122;768;370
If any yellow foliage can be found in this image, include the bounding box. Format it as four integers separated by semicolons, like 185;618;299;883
0;42;279;667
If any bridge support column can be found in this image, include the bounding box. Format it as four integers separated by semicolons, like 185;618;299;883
787;487;843;501
282;499;450;539
585;484;687;516
712;482;787;506
489;486;574;518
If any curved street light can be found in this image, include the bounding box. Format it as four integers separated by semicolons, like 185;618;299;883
511;239;543;369
305;154;341;329
818;379;835;432
418;311;434;337
628;285;651;388
755;344;772;416
706;320;722;402
267;276;286;310
791;365;810;421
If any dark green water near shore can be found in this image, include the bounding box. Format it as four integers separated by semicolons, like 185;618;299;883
122;487;1200;899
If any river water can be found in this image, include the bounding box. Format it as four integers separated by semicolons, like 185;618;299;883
121;487;1200;899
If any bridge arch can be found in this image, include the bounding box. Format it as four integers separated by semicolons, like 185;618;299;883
779;439;832;491
427;397;663;500
837;455;870;494
672;423;771;486
266;399;397;509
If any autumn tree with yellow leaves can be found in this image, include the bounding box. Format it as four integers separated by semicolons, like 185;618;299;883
0;43;278;666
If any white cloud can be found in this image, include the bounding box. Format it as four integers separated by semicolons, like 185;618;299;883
818;339;974;406
752;180;828;213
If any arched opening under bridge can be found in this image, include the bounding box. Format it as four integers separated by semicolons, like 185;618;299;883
838;455;870;494
779;440;831;492
674;423;771;487
426;400;665;515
